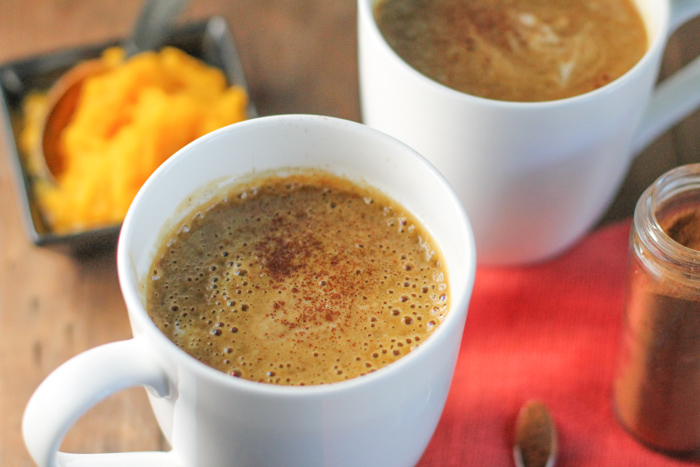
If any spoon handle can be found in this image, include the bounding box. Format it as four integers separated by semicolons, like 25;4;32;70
125;0;189;56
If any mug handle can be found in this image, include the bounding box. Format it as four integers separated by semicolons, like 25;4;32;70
22;339;183;467
632;0;700;153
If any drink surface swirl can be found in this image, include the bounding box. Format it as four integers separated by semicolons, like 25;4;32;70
147;171;450;385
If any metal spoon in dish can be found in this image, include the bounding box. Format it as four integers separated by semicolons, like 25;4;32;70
39;0;188;181
513;399;558;467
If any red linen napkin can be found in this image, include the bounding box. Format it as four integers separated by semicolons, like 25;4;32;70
419;219;697;466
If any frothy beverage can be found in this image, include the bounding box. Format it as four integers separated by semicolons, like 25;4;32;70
146;170;450;386
374;0;648;102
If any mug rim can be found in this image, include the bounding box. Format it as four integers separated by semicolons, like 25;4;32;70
117;114;476;397
359;0;670;108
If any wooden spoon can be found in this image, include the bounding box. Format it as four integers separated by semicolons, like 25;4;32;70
513;400;558;467
40;0;188;181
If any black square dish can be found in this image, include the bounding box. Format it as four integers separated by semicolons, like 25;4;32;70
0;16;254;254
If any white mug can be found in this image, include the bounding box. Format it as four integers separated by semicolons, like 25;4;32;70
22;115;476;467
358;0;700;265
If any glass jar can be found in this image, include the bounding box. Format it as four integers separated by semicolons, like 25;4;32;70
614;163;700;455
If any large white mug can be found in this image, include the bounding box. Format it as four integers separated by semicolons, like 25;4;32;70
358;0;700;265
22;115;476;467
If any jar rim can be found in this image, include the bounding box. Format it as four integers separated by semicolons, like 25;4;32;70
635;163;700;277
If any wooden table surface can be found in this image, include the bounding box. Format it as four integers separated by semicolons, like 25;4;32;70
0;1;698;465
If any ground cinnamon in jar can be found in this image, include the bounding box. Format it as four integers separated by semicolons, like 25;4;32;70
614;164;700;456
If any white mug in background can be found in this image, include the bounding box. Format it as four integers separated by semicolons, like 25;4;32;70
358;0;700;265
22;115;476;467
